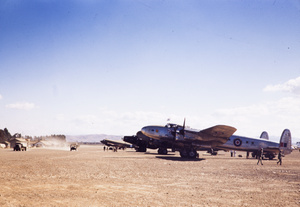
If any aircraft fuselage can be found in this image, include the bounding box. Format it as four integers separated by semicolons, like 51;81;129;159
217;135;279;153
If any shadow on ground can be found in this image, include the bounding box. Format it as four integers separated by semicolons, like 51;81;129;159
155;156;206;162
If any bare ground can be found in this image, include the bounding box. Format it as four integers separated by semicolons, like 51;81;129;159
0;146;299;207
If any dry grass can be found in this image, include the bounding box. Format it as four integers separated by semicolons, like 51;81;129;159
0;146;299;207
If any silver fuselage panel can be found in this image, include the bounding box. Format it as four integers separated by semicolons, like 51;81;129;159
217;135;279;152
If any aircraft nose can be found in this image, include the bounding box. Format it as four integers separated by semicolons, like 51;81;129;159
141;126;155;137
141;126;149;135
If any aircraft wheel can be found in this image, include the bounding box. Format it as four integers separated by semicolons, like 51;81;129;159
180;150;188;158
137;146;147;152
188;150;197;159
158;148;168;155
268;154;275;160
211;151;217;156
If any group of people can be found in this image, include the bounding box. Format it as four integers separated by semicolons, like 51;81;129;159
103;146;119;152
256;148;282;165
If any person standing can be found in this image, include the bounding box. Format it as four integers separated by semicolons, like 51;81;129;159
277;151;282;165
257;148;263;165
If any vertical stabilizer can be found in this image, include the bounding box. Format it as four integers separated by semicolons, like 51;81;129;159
279;129;292;155
260;131;269;140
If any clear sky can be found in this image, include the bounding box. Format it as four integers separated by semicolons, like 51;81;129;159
1;0;300;142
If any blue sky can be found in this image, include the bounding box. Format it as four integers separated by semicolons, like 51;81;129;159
1;0;300;142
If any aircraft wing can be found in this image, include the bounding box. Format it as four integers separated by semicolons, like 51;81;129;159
101;139;133;148
200;125;237;139
186;125;236;145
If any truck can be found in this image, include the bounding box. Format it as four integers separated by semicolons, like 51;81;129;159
70;143;79;151
13;142;27;151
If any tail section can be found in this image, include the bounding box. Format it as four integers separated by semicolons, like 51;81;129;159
279;129;292;155
260;131;269;140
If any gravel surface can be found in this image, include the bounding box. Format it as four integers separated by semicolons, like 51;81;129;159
0;146;299;207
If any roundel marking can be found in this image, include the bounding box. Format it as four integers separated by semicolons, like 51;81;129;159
233;138;242;147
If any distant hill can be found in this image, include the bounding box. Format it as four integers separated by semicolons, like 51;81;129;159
66;134;123;143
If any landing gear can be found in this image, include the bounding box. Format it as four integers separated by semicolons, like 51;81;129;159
180;150;188;158
136;145;147;152
268;154;275;160
180;149;198;158
158;148;168;155
207;148;217;155
188;150;197;159
265;153;275;160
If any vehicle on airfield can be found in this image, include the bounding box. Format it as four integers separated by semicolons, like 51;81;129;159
296;142;300;149
141;120;237;158
70;143;79;151
13;142;27;151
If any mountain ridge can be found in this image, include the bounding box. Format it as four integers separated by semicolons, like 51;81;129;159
66;134;124;143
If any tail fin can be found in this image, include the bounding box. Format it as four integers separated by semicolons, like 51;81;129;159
260;131;269;140
279;129;292;155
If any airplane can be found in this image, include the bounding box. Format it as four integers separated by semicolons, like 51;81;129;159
141;120;237;158
100;139;134;150
125;130;274;156
295;141;300;149
140;120;292;159
215;129;292;159
124;131;219;155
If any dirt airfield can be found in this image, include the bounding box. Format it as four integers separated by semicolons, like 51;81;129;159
0;146;299;207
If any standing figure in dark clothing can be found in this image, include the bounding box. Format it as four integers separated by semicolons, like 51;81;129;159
257;148;263;165
277;151;282;165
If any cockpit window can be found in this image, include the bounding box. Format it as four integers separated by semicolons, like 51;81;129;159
165;123;181;128
165;123;176;128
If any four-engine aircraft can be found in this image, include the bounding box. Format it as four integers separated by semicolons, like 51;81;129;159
141;120;237;158
124;130;281;157
140;120;292;159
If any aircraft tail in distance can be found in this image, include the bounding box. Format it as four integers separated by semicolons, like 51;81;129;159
279;129;292;155
260;131;269;140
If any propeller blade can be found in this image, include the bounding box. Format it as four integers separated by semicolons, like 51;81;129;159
180;118;186;137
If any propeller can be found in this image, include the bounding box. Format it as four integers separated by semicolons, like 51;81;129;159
171;118;186;141
180;118;186;136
